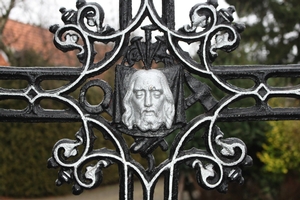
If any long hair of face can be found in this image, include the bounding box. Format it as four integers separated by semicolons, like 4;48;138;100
122;81;135;129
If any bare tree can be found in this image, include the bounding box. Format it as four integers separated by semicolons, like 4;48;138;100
0;0;17;54
0;0;28;64
0;0;72;66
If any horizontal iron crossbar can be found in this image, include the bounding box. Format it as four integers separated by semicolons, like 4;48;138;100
1;0;299;200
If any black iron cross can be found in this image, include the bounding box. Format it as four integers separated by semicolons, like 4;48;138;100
1;0;300;199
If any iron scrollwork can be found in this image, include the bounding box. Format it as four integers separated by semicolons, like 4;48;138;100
1;0;300;199
46;0;250;198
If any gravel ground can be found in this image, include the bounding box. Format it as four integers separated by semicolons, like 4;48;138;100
4;179;165;200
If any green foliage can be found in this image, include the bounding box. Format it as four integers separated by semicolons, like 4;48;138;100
226;0;300;64
258;81;300;176
10;48;53;67
257;120;300;174
0;122;80;197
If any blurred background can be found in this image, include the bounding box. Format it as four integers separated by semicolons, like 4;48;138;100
0;0;300;199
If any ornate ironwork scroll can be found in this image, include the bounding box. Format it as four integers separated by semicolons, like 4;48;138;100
1;0;300;199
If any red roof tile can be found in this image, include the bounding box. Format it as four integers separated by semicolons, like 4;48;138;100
0;55;9;66
2;20;78;66
1;19;115;70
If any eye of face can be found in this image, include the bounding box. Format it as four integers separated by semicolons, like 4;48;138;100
134;90;144;99
152;90;162;99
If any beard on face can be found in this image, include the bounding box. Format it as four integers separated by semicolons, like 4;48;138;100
134;110;164;131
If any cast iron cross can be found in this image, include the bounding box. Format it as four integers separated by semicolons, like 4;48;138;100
1;0;300;200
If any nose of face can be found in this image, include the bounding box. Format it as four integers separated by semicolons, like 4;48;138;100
144;91;152;107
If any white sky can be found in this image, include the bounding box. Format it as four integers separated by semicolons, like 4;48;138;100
9;0;230;29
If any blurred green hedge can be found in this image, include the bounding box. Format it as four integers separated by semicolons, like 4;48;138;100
0;120;131;198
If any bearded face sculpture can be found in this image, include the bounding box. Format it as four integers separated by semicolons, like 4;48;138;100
122;69;175;131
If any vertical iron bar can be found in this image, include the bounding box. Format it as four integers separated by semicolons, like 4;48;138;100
119;0;132;30
162;0;175;30
119;165;134;200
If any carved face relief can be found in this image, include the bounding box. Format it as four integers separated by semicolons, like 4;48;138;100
122;69;175;131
